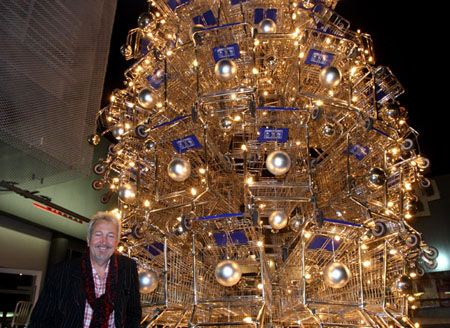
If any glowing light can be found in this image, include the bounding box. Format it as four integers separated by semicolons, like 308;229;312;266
437;252;449;270
243;317;253;323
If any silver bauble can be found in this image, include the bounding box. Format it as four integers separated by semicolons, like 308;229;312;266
392;275;412;295
319;66;342;88
120;44;132;57
138;88;156;109
321;123;336;137
265;56;277;69
269;210;288;230
215;260;242;287
118;183;136;201
87;134;101;146
138;268;158;293
172;222;185;236
137;12;154;28
167;157;191;182
214;59;237;81
219;116;234;130
290;215;305;232
111;123;125;140
383;103;401;120
367;167;386;190
257;18;277;33
323;262;351;288
266;150;291;175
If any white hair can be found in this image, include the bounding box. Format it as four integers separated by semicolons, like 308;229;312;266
87;211;121;240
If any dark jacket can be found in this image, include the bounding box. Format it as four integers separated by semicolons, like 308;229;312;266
28;254;142;328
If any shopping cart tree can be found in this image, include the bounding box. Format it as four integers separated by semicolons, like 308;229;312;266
89;0;438;327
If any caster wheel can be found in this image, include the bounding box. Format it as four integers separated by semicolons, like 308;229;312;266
181;215;193;231
372;220;387;238
135;125;149;139
423;257;438;270
100;193;111;204
107;143;117;155
405;233;420;248
417;157;430;169
401;138;414;151
154;48;164;61
419;177;431;189
131;224;145;239
362;117;373;131
415;263;425;277
93;163;106;175
249;100;256;118
191;105;198;124
92;179;104;191
311;107;322;121
422;245;439;260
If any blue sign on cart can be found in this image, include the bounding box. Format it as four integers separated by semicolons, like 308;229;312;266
304;49;334;68
166;0;190;11
171;134;202;153
212;43;240;62
146;68;167;89
347;143;370;160
258;127;289;143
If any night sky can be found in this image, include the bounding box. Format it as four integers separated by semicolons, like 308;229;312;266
103;0;447;177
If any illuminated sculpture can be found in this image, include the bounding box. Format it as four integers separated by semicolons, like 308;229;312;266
90;1;437;327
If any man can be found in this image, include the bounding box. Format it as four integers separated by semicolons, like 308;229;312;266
29;211;142;328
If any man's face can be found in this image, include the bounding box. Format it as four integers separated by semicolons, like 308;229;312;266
87;220;119;265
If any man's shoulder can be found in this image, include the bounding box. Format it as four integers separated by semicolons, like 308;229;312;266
46;257;82;282
55;256;82;269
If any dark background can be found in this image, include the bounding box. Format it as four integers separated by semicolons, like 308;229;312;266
102;1;447;177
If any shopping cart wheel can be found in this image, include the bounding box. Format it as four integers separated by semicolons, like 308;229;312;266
314;209;324;227
107;143;117;155
372;220;387;237
311;107;322;121
191;105;198;124
153;48;164;61
401;138;414;151
282;246;288;262
362;117;373;131
93;163;106;175
414;263;425;277
419;177;431;189
422;257;438;270
181;215;193;231
417;157;430;169
100;193;111;204
422;245;439;260
252;209;258;226
131;224;145;239
405;233;420;248
135;125;149;139
250;100;256;118
92;179;104;191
